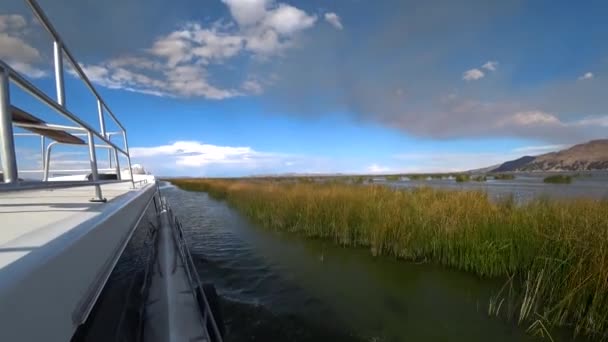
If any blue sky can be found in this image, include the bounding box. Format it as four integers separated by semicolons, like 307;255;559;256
1;0;608;176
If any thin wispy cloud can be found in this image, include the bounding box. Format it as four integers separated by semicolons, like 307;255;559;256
578;72;593;80
482;61;498;71
511;144;568;155
324;12;343;30
463;61;498;81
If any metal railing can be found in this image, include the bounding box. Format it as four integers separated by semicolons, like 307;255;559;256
0;0;135;201
162;197;224;342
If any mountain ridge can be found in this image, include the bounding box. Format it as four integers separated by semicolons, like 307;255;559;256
489;139;608;172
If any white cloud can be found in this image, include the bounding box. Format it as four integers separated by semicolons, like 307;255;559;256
8;60;47;78
71;0;318;98
574;115;608;127
242;79;264;94
324;12;343;30
500;110;562;127
463;61;498;81
222;0;271;27
367;163;392;173
578;72;593;80
512;144;567;154
130;140;295;171
482;60;498;71
462;68;484;81
264;4;316;35
0;15;26;32
0;15;47;78
149;24;244;67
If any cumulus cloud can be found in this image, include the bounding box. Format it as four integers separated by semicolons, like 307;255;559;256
129;140;310;175
324;12;343;30
131;141;261;167
71;0;319;98
578;72;593;80
462;68;484;81
0;14;47;78
264;4;317;35
222;0;270;26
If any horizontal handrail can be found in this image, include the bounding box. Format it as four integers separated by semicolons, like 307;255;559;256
20;168;117;173
24;0;125;132
0;61;128;158
0;179;134;192
15;122;86;132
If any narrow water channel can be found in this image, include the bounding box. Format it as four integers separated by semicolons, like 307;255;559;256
162;183;578;342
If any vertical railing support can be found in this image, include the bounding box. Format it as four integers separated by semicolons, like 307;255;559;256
122;130;135;188
53;40;65;106
40;135;46;178
43;141;57;181
97;99;112;169
87;130;105;202
113;148;121;180
0;67;18;184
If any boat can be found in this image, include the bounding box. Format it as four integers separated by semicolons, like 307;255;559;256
0;1;224;341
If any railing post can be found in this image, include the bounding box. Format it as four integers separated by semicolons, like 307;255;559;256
97;99;112;169
113;148;121;180
53;40;65;106
43;141;57;181
122;130;135;188
87;130;105;202
40;135;45;179
0;67;18;184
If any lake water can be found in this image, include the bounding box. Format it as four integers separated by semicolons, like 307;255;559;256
379;173;608;203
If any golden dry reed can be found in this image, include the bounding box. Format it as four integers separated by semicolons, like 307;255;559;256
171;178;608;340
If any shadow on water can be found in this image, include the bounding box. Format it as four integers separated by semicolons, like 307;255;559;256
163;184;581;342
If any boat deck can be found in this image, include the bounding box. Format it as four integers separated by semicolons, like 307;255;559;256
2;183;129;239
0;181;147;267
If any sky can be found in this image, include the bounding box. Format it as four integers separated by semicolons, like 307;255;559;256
1;0;608;176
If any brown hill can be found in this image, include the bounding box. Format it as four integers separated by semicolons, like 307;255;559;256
493;139;608;172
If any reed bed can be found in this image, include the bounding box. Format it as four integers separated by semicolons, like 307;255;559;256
544;175;573;184
171;178;608;339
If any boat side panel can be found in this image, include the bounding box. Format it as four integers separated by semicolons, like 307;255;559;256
0;184;158;342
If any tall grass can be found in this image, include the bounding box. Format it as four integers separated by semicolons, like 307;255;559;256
172;178;608;340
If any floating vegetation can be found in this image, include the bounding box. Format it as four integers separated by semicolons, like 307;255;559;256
493;174;516;180
385;175;401;181
455;174;471;182
543;175;572;184
171;178;608;340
